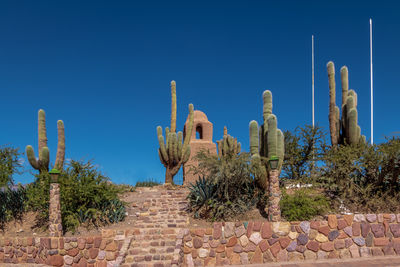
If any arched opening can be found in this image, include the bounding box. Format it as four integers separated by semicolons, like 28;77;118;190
196;125;203;139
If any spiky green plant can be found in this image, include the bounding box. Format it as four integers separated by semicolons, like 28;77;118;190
249;90;285;181
327;62;366;146
157;81;194;184
216;126;241;158
26;109;65;173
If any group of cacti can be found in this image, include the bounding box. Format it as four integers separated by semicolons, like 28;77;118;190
249;90;285;172
26;109;65;173
216;126;241;158
249;90;285;221
156;81;194;184
327;61;366;146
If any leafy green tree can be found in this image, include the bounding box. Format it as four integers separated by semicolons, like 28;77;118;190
0;145;23;187
282;125;326;181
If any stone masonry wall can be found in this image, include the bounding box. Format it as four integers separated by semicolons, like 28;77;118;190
0;229;129;267
181;214;400;266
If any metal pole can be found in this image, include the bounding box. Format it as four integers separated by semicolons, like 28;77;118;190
312;35;315;128
370;19;373;144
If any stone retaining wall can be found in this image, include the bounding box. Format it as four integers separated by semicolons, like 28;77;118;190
181;214;400;266
0;229;128;267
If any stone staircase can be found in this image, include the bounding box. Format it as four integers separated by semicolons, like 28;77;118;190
120;186;189;267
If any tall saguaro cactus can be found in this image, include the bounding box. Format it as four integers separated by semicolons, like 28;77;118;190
157;81;194;184
216;126;241;158
26;109;65;173
327;62;366;146
249;90;284;222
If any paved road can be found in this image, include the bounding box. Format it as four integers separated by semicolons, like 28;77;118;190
231;255;400;267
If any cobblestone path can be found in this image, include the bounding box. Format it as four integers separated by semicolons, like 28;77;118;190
120;186;189;267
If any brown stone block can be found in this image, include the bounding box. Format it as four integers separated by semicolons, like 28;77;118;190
337;219;347;230
216;244;225;253
371;247;384;256
259;239;269;252
374;238;389;246
226;237;237;247
93;237;102;248
310;221;320;229
253;221;262;231
343;215;353;226
261;222;272;239
68;248;79;257
328;215;338;229
105;241;117;251
318;226;330;236
270;242;281;257
250;247;263;264
279;237;290;249
213;222;222;240
47;255;64;267
306;240;319;252
320;242;334;252
40;238;51;249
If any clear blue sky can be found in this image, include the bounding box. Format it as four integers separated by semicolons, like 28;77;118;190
1;1;399;185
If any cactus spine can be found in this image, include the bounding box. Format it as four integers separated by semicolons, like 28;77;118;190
216;126;241;158
26;109;65;173
249;90;284;221
157;81;194;184
327;62;366;146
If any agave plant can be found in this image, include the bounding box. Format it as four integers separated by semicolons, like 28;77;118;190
187;176;216;217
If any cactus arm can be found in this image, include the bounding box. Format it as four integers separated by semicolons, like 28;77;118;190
223;126;227;136
217;140;222;157
182;103;194;150
327;61;338;146
38;109;47;158
267;115;277;159
249;120;259;157
158;149;167;166
262;90;273;124
177;131;183;160
340;66;349;105
182;146;191;163
277;129;285;170
170;81;177;133
237;142;241;154
157;127;169;163
26;145;39;170
348;108;358;145
54;120;65;170
335;106;340;143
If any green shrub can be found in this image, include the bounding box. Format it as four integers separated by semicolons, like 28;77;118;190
187;151;266;221
0;185;27;229
135;178;161;187
0;145;23;187
26;160;126;233
280;188;330;221
320;137;400;213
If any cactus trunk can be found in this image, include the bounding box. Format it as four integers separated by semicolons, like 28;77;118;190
157;81;194;184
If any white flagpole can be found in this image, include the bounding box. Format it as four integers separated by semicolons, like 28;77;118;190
312;35;315;128
370;19;373;144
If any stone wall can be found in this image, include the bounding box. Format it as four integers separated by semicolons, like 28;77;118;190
0;229;130;267
181;214;400;266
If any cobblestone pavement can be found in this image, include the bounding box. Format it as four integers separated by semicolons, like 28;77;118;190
234;255;400;267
